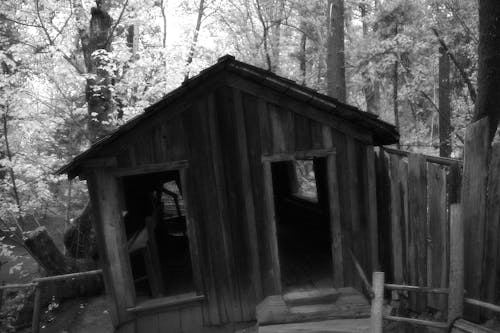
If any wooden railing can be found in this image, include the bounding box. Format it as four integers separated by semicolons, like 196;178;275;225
369;204;500;332
0;269;102;333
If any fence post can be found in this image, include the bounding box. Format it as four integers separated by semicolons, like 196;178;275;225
448;204;464;326
31;283;42;333
370;271;385;333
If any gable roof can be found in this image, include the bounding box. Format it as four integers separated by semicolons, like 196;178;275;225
57;55;399;176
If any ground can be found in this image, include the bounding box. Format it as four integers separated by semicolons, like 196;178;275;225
18;295;113;333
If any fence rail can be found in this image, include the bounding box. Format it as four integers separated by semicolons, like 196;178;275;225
0;269;103;333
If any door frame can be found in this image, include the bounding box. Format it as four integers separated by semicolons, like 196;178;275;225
261;148;342;294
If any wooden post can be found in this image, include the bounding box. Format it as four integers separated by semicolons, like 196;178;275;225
370;272;385;333
31;284;42;333
448;204;464;325
326;152;344;287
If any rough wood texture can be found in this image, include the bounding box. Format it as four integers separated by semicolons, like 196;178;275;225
461;117;489;320
257;288;370;326
448;204;464;325
258;318;370;333
389;154;404;284
483;143;500;306
86;169;135;325
407;153;427;312
427;163;448;310
283;288;340;306
452;319;498;333
369;272;384;333
326;153;343;287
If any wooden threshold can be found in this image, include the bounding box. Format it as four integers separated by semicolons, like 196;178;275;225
126;293;204;314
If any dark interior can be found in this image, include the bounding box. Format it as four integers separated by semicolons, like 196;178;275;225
121;170;195;300
271;159;333;292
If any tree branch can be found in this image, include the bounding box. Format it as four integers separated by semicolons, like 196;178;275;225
105;0;129;48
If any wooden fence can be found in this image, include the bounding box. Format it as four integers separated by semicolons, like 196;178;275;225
375;147;462;313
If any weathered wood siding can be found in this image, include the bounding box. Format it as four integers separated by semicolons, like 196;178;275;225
89;76;379;331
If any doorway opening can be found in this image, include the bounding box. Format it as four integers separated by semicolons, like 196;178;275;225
271;158;333;293
121;170;195;301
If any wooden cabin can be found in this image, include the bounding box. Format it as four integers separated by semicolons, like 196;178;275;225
58;55;399;333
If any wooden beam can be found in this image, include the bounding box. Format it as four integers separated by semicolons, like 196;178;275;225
86;169;136;325
365;146;379;273
326;152;343;288
262;161;282;294
384;315;448;329
112;160;188;177
261;148;336;162
233;88;263;302
369;272;384;333
383;147;461;166
384;284;448;294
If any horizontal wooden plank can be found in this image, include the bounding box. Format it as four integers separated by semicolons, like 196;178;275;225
33;269;103;283
383;147;461;166
261;149;336;162
127;294;205;314
384;315;448;329
464;298;500;313
112;160;188;177
384;284;448;294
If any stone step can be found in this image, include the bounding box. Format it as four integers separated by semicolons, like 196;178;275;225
257;288;370;326
258;318;370;333
283;288;340;307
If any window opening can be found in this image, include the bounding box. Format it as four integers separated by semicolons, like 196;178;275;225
122;170;195;301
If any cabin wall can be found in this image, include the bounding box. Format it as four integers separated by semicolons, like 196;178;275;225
235;87;378;295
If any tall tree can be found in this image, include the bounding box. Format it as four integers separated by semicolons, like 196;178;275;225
326;0;346;102
438;45;451;157
473;0;500;141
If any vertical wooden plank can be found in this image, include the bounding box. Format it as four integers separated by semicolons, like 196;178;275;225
86;168;135;325
182;104;221;325
427;163;447;310
258;99;272;155
375;149;392;279
158;309;182;333
398;158;409;284
136;313;159;333
269;104;294;153
365;145;379;274
208;92;242;322
158;310;181;333
407;153;427;312
346;137;362;290
180;305;204;333
448;204;464;325
294;113;312;151
389;154;404;284
482;143;500;306
233;89;263;308
326;152;344;287
461;117;489;320
263;160;282;294
332;130;354;287
310;119;324;149
179;169;204;296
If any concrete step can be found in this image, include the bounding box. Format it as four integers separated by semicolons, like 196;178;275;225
283;288;340;307
258;318;370;333
257;288;370;326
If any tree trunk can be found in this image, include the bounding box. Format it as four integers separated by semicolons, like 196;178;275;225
360;2;380;114
184;0;205;80
439;46;452;157
299;28;307;84
326;0;346;102
473;0;500;141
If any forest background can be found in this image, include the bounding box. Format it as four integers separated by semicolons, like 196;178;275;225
0;0;479;327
